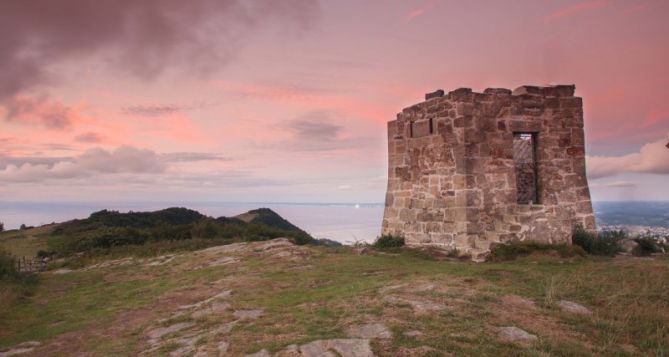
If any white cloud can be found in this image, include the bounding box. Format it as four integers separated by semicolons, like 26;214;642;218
0;146;165;182
587;134;669;179
0;146;237;183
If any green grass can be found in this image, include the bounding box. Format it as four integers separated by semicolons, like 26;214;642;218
0;226;51;258
0;242;667;356
0;259;231;349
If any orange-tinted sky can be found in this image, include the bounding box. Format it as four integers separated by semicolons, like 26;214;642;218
1;0;668;202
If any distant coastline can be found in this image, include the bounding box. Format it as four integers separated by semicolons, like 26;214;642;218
1;201;668;242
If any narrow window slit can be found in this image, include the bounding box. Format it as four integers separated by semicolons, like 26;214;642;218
513;133;538;204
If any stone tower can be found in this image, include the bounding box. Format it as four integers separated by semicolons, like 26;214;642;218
381;85;595;259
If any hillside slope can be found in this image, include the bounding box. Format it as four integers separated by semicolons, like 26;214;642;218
0;240;667;356
235;208;304;232
6;207;316;257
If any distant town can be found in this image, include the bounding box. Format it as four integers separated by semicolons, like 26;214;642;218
599;225;669;244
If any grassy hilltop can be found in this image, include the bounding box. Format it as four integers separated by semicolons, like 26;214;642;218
0;210;668;356
1;207;315;261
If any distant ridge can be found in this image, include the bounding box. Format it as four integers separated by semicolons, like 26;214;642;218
44;207;315;256
235;208;303;232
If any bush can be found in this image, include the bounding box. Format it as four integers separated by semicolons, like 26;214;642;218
0;248;38;310
46;207;316;256
446;248;460;258
488;241;585;262
191;219;219;239
632;236;663;256
36;250;55;259
372;235;405;249
0;221;4;232
50;227;150;254
0;248;19;280
572;226;622;256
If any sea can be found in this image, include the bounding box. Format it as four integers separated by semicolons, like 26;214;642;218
1;201;667;244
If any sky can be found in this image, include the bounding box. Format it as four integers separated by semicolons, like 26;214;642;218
1;0;668;204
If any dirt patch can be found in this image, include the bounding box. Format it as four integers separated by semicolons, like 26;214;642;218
187;238;312;270
0;341;41;357
233;309;264;320
490;294;591;349
297;338;374;357
396;345;446;357
81;257;137;271
234;212;259;223
383;295;447;314
145;254;177;267
345;323;392;339
30;283;224;356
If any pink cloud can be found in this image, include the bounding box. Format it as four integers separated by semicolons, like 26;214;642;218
214;80;393;124
141;113;213;146
2;95;83;130
543;0;609;21
643;107;669;128
74;132;106;143
406;8;425;21
406;0;440;22
0;0;319;99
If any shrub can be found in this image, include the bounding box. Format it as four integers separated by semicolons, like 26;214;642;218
488;241;585;262
191;219;219;239
287;232;315;246
36;250;55;259
572;226;622;256
46;207;315;256
372;235;405;249
51;227;150;254
0;221;4;232
446;248;460;258
0;248;38;309
632;236;663;256
0;248;19;279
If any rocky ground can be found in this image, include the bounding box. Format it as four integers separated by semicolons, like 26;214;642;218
1;238;668;356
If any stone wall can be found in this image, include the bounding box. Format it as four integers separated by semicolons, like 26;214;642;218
381;85;596;260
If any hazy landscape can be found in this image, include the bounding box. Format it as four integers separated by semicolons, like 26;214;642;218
2;0;669;356
1;208;668;356
2;201;668;244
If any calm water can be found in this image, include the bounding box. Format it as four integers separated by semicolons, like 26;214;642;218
0;202;385;244
2;201;667;244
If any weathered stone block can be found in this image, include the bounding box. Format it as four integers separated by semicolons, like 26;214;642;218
484;88;512;96
512;86;542;96
448;88;473;101
560;97;582;108
412;120;432;138
566;147;584;156
425;89;445;100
